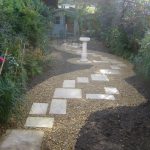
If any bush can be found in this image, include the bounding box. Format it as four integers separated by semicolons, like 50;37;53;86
95;0;149;60
0;75;21;123
101;27;131;59
134;32;150;81
0;0;53;123
24;50;43;78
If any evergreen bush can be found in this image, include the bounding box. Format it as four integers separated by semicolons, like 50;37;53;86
0;0;53;123
134;32;150;81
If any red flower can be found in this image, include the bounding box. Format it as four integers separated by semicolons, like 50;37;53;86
0;57;5;62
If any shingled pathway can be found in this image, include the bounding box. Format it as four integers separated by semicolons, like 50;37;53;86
0;40;146;150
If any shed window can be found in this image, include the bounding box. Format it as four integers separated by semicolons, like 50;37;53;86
55;16;60;24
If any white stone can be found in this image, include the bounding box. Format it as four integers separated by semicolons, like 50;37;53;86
25;117;54;128
92;54;99;57
110;65;121;70
117;63;127;67
49;99;67;114
29;103;48;115
63;80;75;88
76;51;81;55
86;94;115;100
100;69;120;75
110;60;122;64
87;52;95;55
91;74;109;81
101;57;109;61
72;43;80;48
93;60;109;63
104;87;119;94
77;77;89;83
0;130;44;150
53;88;82;99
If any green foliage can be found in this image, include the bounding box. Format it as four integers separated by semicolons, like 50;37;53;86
94;0;149;60
25;60;42;77
0;0;52;50
0;0;53;123
92;0;150;81
24;53;43;77
100;27;131;58
0;75;21;123
134;32;150;81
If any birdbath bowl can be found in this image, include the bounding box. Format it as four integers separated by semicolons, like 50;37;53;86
80;37;90;42
79;37;90;62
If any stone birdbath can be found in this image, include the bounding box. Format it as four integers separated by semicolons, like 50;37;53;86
79;37;90;62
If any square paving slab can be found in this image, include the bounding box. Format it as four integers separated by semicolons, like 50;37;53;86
25;117;54;128
105;87;119;94
110;60;123;64
91;74;109;81
29;103;48;115
49;99;67;114
100;69;120;75
86;94;115;100
63;80;75;88
110;65;121;70
53;88;82;99
77;77;89;83
93;60;109;63
101;57;109;60
0;130;44;150
117;63;127;67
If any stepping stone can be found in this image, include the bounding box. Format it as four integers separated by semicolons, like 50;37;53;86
87;52;95;55
86;94;115;100
110;65;121;70
49;99;67;114
63;80;75;88
104;87;119;94
101;57;109;60
72;43;80;48
110;60;122;64
100;69;120;75
91;74;109;81
0;130;44;150
53;88;82;99
76;51;81;55
118;63;127;67
93;60;109;63
25;117;54;128
29;103;48;115
77;77;89;83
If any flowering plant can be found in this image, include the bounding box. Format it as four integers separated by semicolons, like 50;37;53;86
0;57;5;63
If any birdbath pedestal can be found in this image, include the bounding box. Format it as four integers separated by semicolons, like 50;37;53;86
79;37;90;62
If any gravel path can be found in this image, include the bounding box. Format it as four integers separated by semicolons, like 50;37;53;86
2;40;149;150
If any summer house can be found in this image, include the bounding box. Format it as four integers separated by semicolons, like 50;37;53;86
51;4;79;38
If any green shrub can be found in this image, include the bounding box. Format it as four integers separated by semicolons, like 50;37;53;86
0;75;21;123
96;0;148;60
24;56;42;78
23;49;44;78
0;0;53;123
134;32;150;81
101;27;131;59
